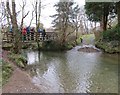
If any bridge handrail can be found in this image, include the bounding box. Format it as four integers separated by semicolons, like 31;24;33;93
2;32;58;42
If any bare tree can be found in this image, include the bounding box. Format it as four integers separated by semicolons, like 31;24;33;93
35;0;38;28
69;5;80;44
78;7;91;34
29;2;36;27
38;0;41;24
19;0;29;30
34;0;42;49
6;0;21;53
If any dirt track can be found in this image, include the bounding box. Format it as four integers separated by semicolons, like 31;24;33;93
2;51;43;93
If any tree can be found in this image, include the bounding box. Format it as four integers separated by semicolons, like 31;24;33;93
35;0;42;49
69;4;80;44
85;2;115;31
0;2;8;26
116;1;120;26
19;0;29;30
35;0;41;29
35;0;38;28
6;0;21;53
51;0;80;46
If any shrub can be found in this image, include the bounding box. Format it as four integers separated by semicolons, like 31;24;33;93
102;26;120;41
8;53;27;69
42;40;62;51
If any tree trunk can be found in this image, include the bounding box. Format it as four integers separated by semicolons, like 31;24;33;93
12;1;21;54
102;8;108;31
117;1;120;26
102;3;109;31
6;0;20;54
61;28;66;47
36;0;41;50
38;0;41;24
75;28;78;45
102;14;107;31
36;0;38;28
61;16;68;47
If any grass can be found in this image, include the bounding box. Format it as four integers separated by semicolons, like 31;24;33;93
2;60;13;85
0;59;2;89
1;50;27;86
82;34;95;40
2;43;13;50
81;34;95;44
8;53;27;69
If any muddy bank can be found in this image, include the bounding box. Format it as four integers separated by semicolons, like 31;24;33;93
78;47;100;53
2;50;43;93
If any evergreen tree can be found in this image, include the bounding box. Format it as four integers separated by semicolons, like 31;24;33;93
85;2;116;31
116;1;120;26
51;0;80;46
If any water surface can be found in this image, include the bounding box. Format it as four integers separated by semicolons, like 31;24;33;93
23;46;118;93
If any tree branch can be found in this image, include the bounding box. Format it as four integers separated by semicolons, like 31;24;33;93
20;11;29;30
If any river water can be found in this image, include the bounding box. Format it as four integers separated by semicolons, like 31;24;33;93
22;44;118;93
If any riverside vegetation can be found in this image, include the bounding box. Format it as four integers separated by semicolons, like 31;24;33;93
95;25;120;54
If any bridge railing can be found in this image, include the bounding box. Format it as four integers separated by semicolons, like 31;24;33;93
2;32;58;43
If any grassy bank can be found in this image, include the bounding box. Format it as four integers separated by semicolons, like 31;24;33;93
82;34;95;44
95;25;120;54
2;60;13;85
95;40;120;53
0;59;2;88
23;37;82;51
8;52;27;69
2;50;28;85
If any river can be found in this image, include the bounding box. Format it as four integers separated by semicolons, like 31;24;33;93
22;34;118;93
22;44;118;93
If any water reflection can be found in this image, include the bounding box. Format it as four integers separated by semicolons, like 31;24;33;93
66;51;101;93
23;48;118;93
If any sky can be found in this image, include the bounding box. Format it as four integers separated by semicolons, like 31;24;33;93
40;0;85;28
1;0;85;28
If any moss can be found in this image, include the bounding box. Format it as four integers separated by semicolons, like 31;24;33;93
2;60;13;85
15;59;25;68
66;43;74;49
2;43;13;50
22;45;29;49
